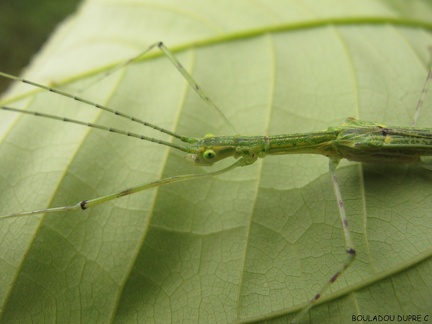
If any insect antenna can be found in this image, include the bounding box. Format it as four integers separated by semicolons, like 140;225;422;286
0;71;196;144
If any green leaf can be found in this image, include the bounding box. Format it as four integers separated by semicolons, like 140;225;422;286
1;0;432;323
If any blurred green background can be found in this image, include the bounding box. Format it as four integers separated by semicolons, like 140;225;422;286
0;0;82;92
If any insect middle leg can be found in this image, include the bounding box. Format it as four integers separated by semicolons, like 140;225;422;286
290;159;356;323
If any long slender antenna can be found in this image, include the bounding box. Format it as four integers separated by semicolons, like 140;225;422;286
0;71;195;143
1;106;194;153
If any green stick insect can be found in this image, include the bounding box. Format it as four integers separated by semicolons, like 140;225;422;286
1;42;431;323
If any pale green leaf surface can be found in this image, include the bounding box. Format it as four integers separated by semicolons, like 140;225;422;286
1;0;432;323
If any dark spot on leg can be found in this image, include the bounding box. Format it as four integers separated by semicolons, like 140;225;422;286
80;201;87;210
347;248;356;256
119;188;133;197
330;272;340;283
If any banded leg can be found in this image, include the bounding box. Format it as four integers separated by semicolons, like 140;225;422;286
0;159;248;219
85;42;237;134
413;68;432;126
291;159;356;323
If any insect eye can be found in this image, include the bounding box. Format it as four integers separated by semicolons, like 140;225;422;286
203;149;216;160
